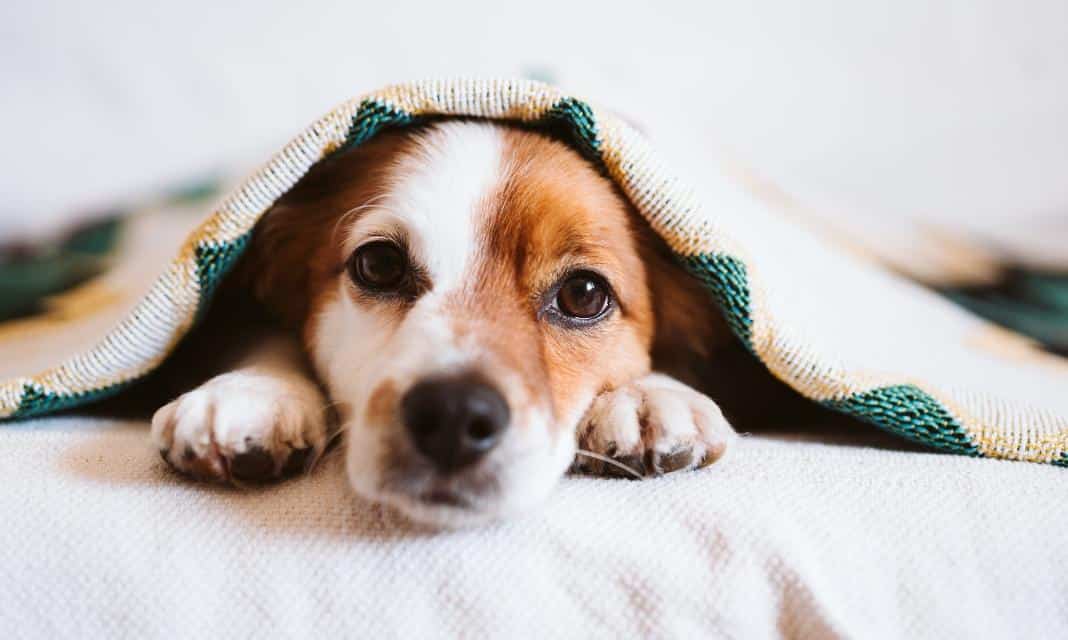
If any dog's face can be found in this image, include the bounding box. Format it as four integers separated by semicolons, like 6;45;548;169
253;122;658;525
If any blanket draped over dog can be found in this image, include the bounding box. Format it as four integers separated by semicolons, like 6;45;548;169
2;78;1066;465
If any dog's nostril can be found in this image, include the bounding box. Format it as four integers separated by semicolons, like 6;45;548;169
466;417;496;444
401;374;510;473
408;413;436;436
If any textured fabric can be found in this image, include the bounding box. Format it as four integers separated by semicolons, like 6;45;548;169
2;416;1066;639
1;77;1066;465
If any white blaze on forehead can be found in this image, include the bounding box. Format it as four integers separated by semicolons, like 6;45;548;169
345;122;506;292
324;121;510;389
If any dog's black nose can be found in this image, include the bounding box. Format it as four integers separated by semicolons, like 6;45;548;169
401;375;511;472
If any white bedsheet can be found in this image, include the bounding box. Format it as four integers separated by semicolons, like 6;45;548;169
2;417;1065;639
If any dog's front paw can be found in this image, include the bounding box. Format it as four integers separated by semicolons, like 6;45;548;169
574;373;735;478
151;371;329;484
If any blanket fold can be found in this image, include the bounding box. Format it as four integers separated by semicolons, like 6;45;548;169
2;78;1066;465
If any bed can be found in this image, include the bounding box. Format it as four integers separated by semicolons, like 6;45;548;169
4;414;1066;638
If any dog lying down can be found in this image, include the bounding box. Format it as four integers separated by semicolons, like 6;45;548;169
149;121;809;527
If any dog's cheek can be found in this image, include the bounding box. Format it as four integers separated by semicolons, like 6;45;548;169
344;419;388;498
306;288;394;428
490;406;577;517
542;324;652;427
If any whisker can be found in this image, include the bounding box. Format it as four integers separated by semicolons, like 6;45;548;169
575;449;644;480
319;399;351;415
331;194;391;244
306;421;349;475
324;422;348;447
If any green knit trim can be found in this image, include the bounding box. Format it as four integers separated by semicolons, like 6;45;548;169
7;381;131;420
680;253;981;457
344;99;416;149
680;254;754;349
542;97;601;162
193;234;251;321
1054;454;1068;468
824;385;981;456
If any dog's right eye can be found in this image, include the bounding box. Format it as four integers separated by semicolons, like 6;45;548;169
348;241;408;291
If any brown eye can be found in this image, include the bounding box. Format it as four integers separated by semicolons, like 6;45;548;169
349;241;407;291
556;272;611;320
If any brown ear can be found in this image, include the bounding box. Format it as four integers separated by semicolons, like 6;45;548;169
230;128;422;331
633;219;732;383
228;199;328;330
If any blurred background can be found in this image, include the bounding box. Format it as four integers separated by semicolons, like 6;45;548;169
2;0;1066;288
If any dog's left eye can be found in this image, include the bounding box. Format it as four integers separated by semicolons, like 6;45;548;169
348;241;408;291
555;271;612;321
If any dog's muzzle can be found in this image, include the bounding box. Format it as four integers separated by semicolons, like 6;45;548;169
400;373;510;472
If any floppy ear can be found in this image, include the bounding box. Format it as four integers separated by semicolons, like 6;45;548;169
230;129;419;332
230;197;334;331
634;220;732;379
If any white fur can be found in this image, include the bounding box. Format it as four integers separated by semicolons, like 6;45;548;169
340;122;501;291
151;332;328;481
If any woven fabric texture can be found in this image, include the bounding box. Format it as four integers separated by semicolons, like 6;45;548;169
2;417;1066;638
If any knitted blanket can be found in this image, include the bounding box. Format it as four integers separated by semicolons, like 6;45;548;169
2;78;1066;465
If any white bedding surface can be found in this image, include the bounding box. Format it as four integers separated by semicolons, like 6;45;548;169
3;417;1065;639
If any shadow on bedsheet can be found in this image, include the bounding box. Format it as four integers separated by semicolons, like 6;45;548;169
48;409;929;542
48;418;454;540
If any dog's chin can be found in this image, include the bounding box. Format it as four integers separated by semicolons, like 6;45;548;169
346;464;567;529
370;488;509;530
343;430;576;529
347;473;537;530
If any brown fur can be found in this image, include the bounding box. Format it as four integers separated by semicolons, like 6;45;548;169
475;129;658;423
365;379;400;429
234;129;424;351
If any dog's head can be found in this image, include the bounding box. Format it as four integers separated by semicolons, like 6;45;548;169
247;122;707;526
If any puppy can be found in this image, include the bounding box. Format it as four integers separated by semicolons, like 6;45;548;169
151;121;740;526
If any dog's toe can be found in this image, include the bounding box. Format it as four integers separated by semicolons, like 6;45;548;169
230;446;276;483
281;445;315;477
652;446;694;474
